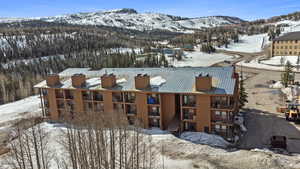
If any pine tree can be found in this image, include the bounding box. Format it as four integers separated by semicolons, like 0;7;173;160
239;71;248;109
281;61;294;87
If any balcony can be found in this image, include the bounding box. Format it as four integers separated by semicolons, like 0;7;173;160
182;95;196;107
82;91;93;101
183;122;196;132
183;108;196;120
66;101;75;111
211;96;235;109
65;90;74;99
126;104;137;115
124;92;136;103
113;103;124;113
112;92;124;102
57;100;65;109
149;118;160;128
55;90;64;99
93;92;103;101
94;102;104;112
148;106;160;117
147;94;160;104
84;102;93;112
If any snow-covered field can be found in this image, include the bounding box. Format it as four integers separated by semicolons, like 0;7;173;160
169;51;236;67
217;34;268;53
0;96;41;131
238;56;300;72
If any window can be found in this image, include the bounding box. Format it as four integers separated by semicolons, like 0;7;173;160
94;102;104;112
66;100;74;111
149;106;160;116
113;103;124;113
93;91;103;101
147;94;160;104
65;90;74;99
84;102;93;112
57;100;65;109
183;95;196;107
215;111;221;116
112;92;124;102
55;90;64;98
124;92;136;103
183;122;196;131
126;104;137;115
183;108;196;120
149;118;160;128
82;91;93;100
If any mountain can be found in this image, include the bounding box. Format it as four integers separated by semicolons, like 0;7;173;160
0;8;245;32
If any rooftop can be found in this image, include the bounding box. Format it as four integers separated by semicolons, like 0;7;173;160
35;67;237;95
273;31;300;41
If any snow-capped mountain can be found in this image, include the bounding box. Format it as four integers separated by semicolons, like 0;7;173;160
0;8;244;32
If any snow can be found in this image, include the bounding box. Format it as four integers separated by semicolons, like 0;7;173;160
260;56;300;66
217;34;268;53
180;132;230;148
269;81;284;89
150;76;166;87
0;96;41;130
281;86;300;101
169;51;235;67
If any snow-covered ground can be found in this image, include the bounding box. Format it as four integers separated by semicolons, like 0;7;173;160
217;34;268;53
275;20;300;34
169;51;236;67
0;96;41;131
237;56;300;72
1;122;300;169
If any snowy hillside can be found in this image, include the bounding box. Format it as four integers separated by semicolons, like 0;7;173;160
28;8;244;32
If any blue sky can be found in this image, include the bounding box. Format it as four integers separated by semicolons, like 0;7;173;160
1;0;300;20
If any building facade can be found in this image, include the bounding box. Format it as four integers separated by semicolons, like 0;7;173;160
35;67;239;141
271;31;300;57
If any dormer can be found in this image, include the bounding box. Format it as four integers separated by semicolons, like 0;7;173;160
195;73;212;91
135;74;150;90
46;74;60;87
101;73;116;88
71;74;86;88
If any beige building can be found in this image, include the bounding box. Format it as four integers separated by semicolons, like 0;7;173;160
34;67;240;141
271;31;300;57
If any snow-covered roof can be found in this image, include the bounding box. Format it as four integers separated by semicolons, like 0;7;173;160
274;31;300;41
35;67;237;95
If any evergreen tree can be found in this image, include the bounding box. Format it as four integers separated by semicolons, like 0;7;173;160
239;71;248;109
281;61;294;87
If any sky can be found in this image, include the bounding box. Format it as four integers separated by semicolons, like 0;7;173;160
1;0;300;20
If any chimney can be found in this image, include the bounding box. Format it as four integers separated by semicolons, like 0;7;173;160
195;73;212;91
101;73;116;88
46;74;60;87
71;74;86;88
135;74;150;90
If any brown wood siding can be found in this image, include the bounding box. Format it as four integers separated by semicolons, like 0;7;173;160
161;93;176;130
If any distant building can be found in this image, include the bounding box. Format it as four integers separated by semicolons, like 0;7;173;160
271;31;300;57
35;67;240;141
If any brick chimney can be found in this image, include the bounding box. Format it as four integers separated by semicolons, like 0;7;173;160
101;73;116;88
135;74;150;90
195;73;212;91
71;74;86;88
46;74;60;87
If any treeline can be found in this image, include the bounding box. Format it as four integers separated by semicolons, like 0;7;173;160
0;25;169;104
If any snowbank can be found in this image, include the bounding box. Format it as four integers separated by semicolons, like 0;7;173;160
217;34;268;53
150;76;166;87
237;59;300;72
180;132;230;148
169;51;235;67
261;56;300;66
269;81;283;89
281;86;300;101
0;96;41;130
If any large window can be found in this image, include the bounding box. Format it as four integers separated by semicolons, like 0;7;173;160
182;95;196;107
65;90;74;99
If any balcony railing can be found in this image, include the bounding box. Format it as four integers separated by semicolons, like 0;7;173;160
112;93;124;102
211;102;234;109
212;115;234;123
182;95;196;107
125;93;136;103
148;106;160;116
82;92;93;101
126;105;137;115
183;113;196;120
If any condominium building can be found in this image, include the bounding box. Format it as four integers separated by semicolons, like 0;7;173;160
35;66;239;141
271;31;300;57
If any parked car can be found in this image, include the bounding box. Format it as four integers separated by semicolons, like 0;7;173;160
270;136;287;149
